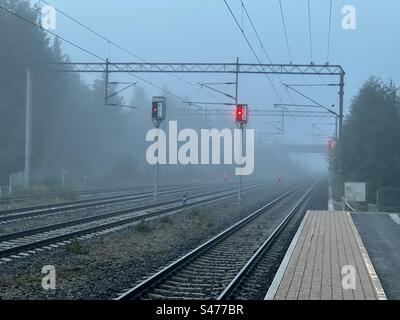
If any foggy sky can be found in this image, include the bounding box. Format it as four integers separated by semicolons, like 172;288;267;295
27;0;400;172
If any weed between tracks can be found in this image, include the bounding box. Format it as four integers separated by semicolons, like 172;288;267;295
66;240;90;255
134;209;217;236
134;222;154;233
0;186;78;211
160;216;173;225
0;185;285;299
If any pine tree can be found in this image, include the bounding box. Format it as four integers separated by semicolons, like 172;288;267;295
336;77;400;201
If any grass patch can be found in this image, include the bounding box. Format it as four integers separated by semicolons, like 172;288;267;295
222;202;230;209
12;185;78;201
160;216;174;224
12;185;51;196
189;208;201;218
65;240;89;255
134;221;153;234
206;221;214;228
58;267;85;280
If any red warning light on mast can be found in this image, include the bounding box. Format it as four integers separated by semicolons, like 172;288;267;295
236;104;248;124
328;138;336;151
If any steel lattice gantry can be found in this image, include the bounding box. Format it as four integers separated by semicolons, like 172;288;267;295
40;61;345;136
42;62;345;76
34;60;345;140
30;60;346;197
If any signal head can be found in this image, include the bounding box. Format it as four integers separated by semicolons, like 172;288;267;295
236;104;248;124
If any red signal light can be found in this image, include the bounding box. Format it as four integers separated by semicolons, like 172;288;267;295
328;139;336;151
236;104;248;124
152;96;167;121
152;104;158;119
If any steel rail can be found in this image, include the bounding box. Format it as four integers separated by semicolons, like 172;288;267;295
0;181;217;206
217;180;319;300
0;183;264;242
0;182;269;259
117;184;304;300
0;184;215;222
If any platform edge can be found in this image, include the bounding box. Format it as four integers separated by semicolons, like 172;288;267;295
264;210;310;300
347;213;387;300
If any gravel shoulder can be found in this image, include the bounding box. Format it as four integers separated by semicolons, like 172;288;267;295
0;183;292;300
0;184;237;234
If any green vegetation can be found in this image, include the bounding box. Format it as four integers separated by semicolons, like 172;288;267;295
206;221;214;228
160;215;174;225
0;0;147;187
189;208;201;219
0;0;304;188
134;222;153;234
332;77;400;201
65;240;89;255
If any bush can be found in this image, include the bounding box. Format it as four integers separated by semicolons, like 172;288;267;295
65;240;89;255
134;222;153;233
190;209;201;218
160;216;173;224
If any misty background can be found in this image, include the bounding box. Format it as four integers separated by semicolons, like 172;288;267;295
1;0;399;191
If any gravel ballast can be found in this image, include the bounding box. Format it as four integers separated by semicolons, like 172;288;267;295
0;182;303;300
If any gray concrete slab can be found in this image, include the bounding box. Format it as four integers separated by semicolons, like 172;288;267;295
266;211;386;300
352;213;400;300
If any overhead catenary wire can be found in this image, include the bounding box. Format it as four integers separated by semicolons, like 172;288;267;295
0;3;198;107
240;0;273;63
285;85;339;116
278;0;293;63
275;0;323;105
239;1;339;135
327;0;333;63
296;0;337;106
307;0;314;63
238;0;307;124
316;0;339;101
223;0;284;104
325;0;339;98
39;0;222;103
240;0;295;104
0;4;104;61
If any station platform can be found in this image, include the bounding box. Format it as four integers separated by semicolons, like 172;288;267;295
352;212;400;300
265;211;387;300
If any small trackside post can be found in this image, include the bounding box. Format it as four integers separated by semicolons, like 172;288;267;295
24;68;33;188
236;102;249;205
151;97;167;203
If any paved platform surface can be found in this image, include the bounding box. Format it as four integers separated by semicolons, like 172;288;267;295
352;213;400;300
265;211;387;300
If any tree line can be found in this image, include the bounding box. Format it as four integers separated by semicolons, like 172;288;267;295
332;77;400;202
0;0;307;190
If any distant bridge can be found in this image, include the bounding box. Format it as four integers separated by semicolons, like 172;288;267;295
266;144;328;154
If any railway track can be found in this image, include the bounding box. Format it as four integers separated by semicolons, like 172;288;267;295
217;182;317;300
0;182;223;206
0;181;270;261
117;181;318;300
0;185;146;205
0;183;216;223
